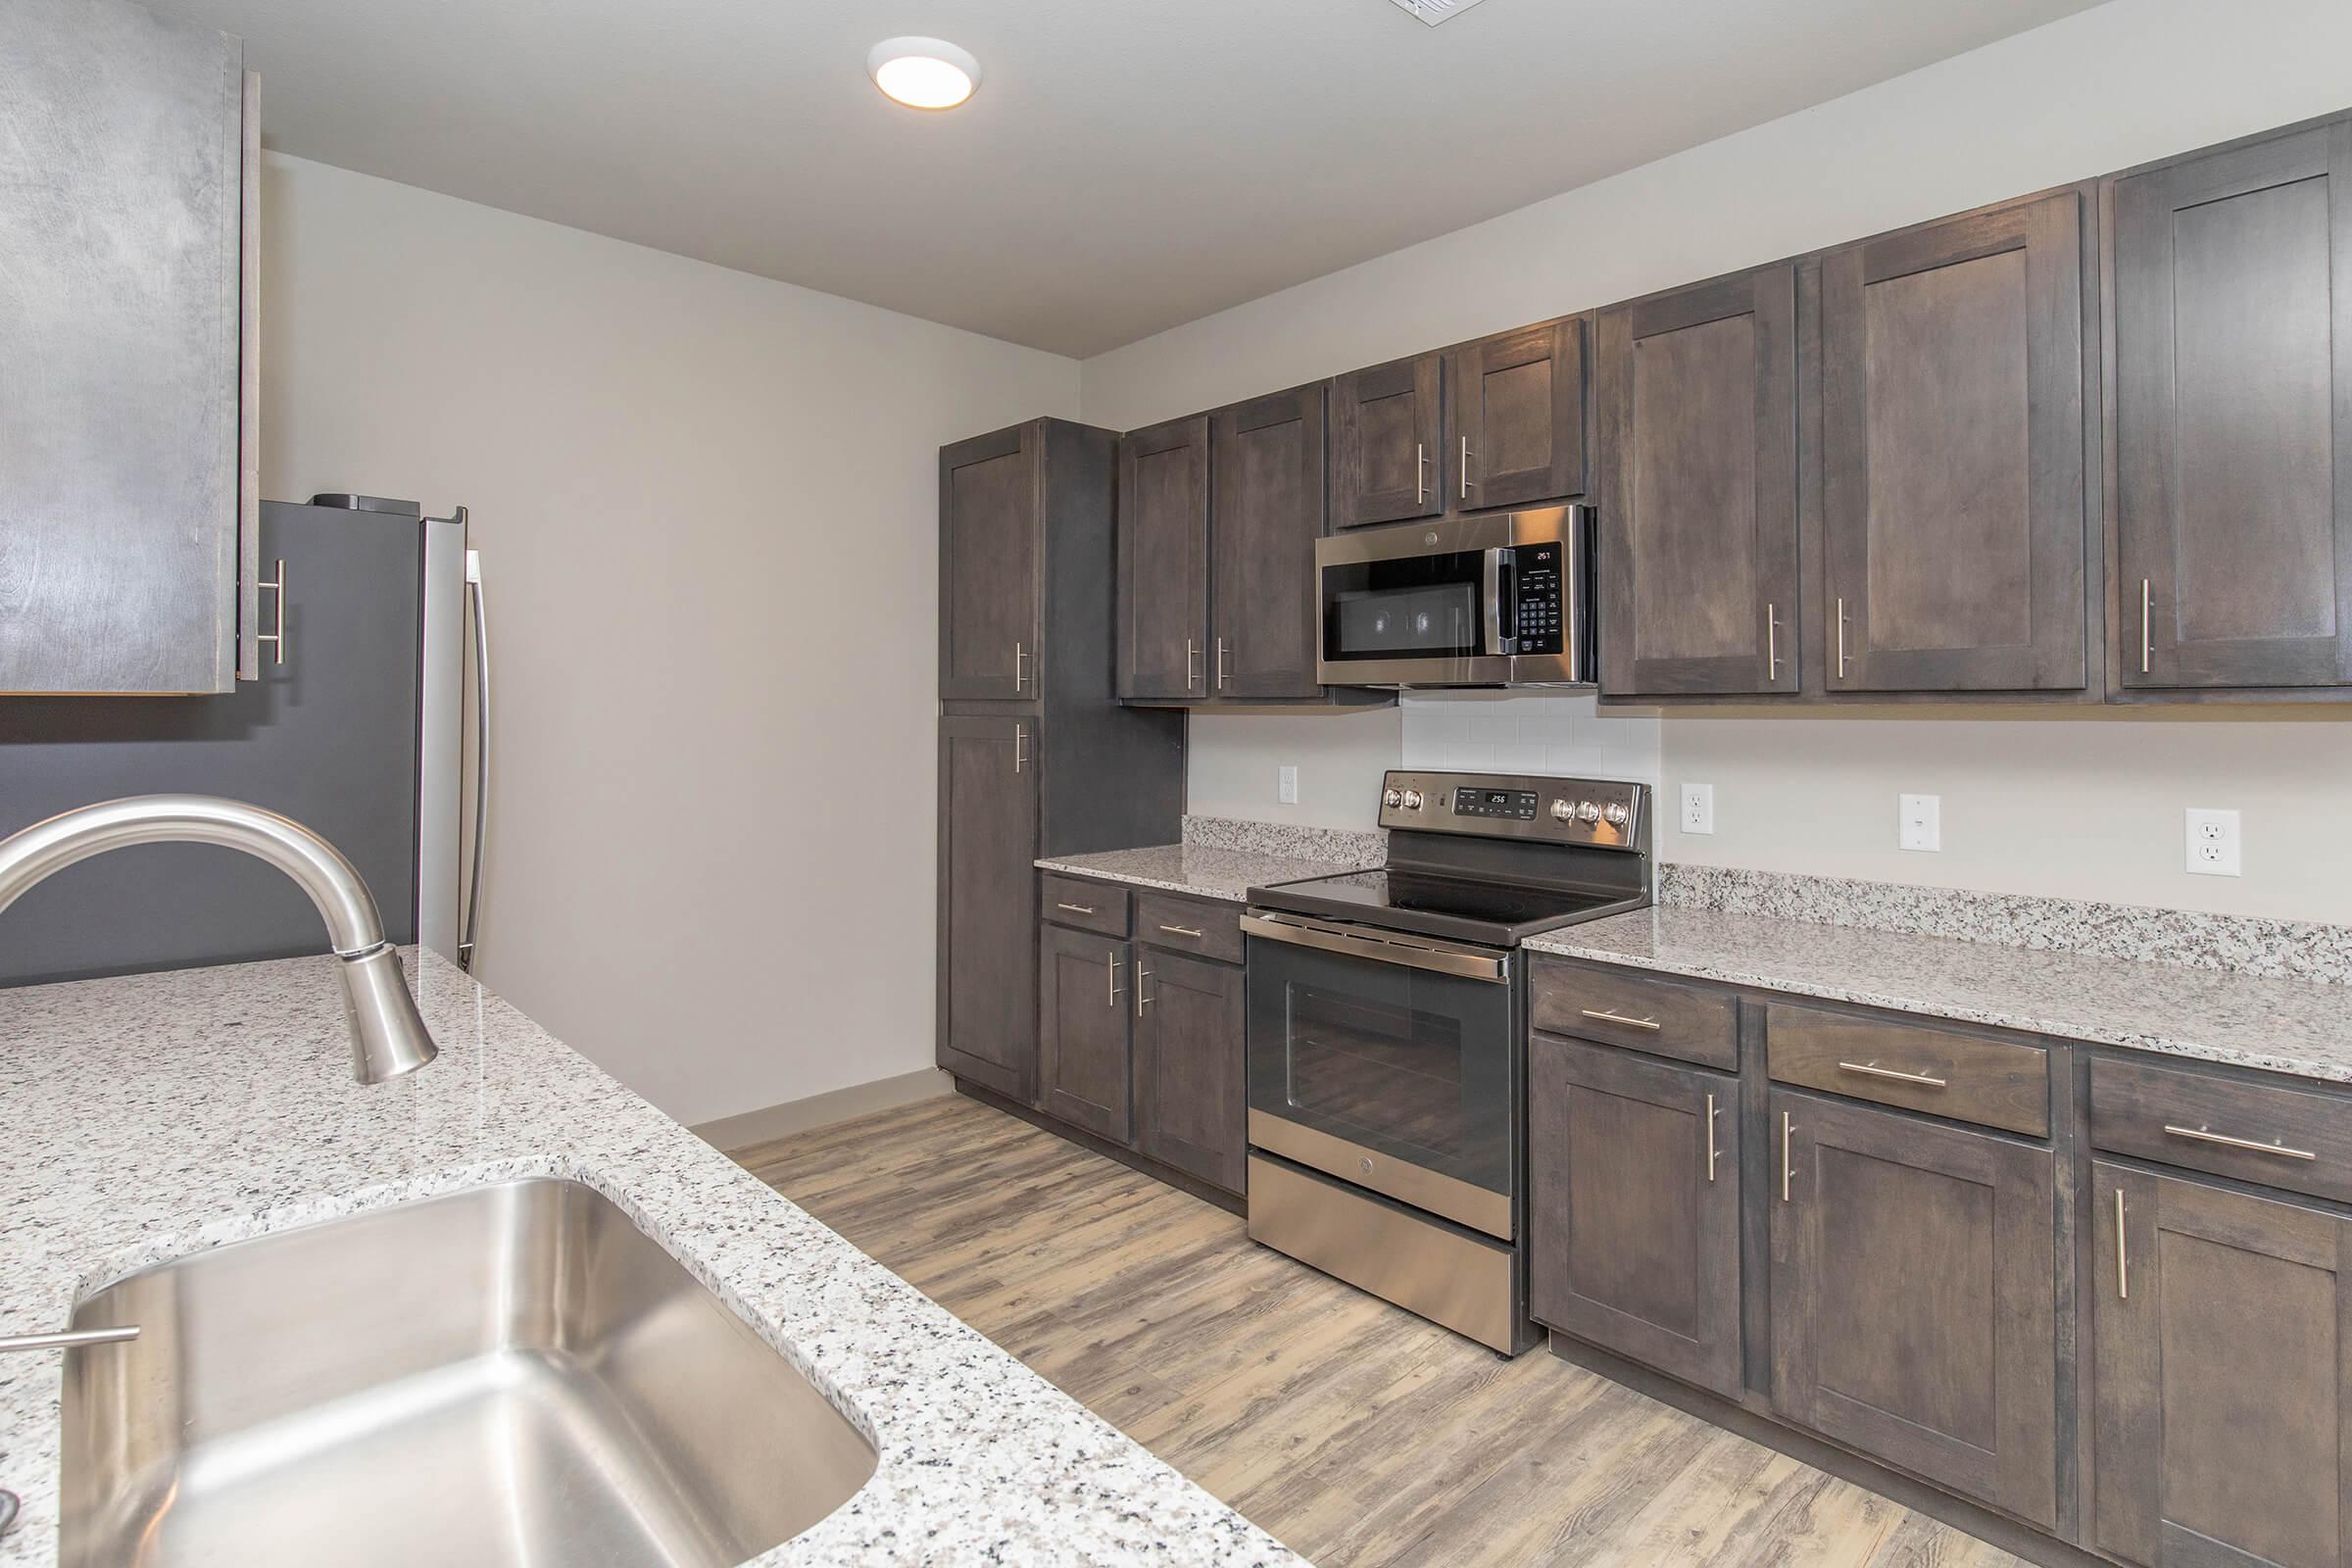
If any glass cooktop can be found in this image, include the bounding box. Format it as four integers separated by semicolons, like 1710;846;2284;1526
1247;867;1640;947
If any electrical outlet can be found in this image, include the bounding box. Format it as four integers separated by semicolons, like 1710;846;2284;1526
2185;807;2240;877
1680;783;1714;836
1899;793;1941;853
1277;765;1299;806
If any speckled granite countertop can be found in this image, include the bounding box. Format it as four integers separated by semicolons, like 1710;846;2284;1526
0;951;1299;1567
1528;906;2352;1084
1036;843;1368;903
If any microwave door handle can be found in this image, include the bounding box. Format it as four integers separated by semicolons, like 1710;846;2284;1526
1482;549;1504;656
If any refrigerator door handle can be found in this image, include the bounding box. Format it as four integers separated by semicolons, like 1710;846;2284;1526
459;536;488;973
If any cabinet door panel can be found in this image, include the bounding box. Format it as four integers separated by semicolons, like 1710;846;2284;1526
1451;318;1585;512
2115;119;2352;688
937;716;1038;1101
2092;1162;2352;1568
1332;353;1443;528
940;426;1040;700
1117;416;1210;701
1771;1091;2058;1527
1821;193;2088;693
1530;1034;1741;1396
1598;267;1798;695
1211;386;1326;699
1134;949;1246;1193
1041;923;1134;1142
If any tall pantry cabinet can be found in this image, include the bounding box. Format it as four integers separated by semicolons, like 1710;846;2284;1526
937;418;1185;1102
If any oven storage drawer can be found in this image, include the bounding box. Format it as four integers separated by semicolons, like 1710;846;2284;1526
1530;957;1738;1070
1040;873;1130;937
2090;1055;2352;1203
1766;1004;2049;1137
1136;891;1243;963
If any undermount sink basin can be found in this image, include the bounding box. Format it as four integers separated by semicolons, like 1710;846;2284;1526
57;1178;877;1567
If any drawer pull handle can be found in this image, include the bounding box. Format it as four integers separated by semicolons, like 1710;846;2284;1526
1580;1008;1660;1032
1704;1093;1720;1184
1838;1060;1948;1089
2163;1123;2316;1161
1157;924;1206;939
1055;902;1099;916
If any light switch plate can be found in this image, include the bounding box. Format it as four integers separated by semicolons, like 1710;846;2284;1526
1680;783;1714;835
1277;766;1299;806
1899;794;1940;853
2185;807;2241;876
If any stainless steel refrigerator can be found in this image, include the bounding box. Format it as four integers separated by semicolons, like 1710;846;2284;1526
0;495;488;985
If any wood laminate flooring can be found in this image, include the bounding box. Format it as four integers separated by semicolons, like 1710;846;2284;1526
738;1093;2029;1568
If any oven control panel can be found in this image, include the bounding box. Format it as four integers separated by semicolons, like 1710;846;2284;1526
1378;769;1647;851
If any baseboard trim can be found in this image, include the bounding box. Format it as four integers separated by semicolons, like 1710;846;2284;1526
692;1067;953;1152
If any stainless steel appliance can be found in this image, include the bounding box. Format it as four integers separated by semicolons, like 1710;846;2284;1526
1243;769;1651;1354
0;495;489;985
1314;506;1595;688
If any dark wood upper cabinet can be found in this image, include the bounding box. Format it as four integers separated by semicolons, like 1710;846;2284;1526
1770;1090;2058;1529
1448;318;1587;513
1210;385;1327;700
1133;947;1247;1194
1040;923;1134;1143
936;714;1039;1102
940;425;1042;701
2091;1160;2352;1568
1116;416;1210;702
1530;1033;1742;1397
1597;267;1799;697
1331;352;1444;528
1819;191;2090;694
2114;118;2352;691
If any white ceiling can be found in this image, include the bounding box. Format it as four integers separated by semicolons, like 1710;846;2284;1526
142;0;2105;357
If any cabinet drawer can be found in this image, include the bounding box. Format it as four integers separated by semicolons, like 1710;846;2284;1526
1766;1004;2049;1137
1039;873;1130;937
2090;1054;2352;1204
1134;891;1243;964
1528;958;1738;1070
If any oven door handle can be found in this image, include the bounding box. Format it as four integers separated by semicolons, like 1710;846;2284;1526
1241;911;1509;983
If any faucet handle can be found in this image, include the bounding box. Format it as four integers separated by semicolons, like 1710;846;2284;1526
0;1325;140;1353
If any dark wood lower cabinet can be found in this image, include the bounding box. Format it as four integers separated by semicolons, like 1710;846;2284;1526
1770;1089;2059;1530
2091;1161;2352;1568
1134;948;1247;1193
936;715;1038;1102
1529;1033;1742;1397
1039;923;1134;1142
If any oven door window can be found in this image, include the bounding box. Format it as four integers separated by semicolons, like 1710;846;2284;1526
1247;938;1514;1198
1321;550;1486;666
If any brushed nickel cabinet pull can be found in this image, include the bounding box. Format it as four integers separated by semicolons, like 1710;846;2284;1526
1460;436;1472;500
1766;603;1781;682
1781;1112;1794;1202
2163;1123;2316;1160
1837;1059;1948;1089
1704;1093;1719;1183
1136;964;1152;1016
1055;902;1098;916
1415;443;1428;505
1014;641;1028;692
1157;923;1205;939
1013;723;1027;774
256;558;288;666
2139;578;2153;675
1580;1007;1660;1032
2116;1186;2129;1299
1215;638;1231;691
1186;639;1200;690
1835;597;1849;678
1106;951;1121;1007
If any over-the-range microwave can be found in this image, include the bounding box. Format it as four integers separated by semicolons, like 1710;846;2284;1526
1315;506;1596;688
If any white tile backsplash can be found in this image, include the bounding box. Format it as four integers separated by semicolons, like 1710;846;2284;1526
1399;693;1662;791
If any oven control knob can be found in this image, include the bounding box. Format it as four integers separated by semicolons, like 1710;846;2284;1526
1400;789;1424;810
1383;787;1403;809
1549;798;1574;822
1603;802;1630;828
1576;801;1602;824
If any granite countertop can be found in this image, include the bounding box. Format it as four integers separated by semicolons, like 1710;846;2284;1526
1036;843;1368;903
1528;906;2352;1084
0;951;1298;1566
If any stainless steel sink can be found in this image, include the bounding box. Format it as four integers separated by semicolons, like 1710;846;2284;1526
57;1178;877;1567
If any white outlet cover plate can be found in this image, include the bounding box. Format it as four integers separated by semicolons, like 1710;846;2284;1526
1277;766;1299;806
1679;783;1714;836
1899;793;1940;853
2185;807;2241;876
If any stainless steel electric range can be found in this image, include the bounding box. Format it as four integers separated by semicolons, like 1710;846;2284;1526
1241;769;1652;1355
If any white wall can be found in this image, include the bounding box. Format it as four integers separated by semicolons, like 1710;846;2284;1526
261;154;1079;1123
1083;0;2352;924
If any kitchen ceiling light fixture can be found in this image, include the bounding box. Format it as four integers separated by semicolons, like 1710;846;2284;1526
1385;0;1494;23
867;37;982;110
